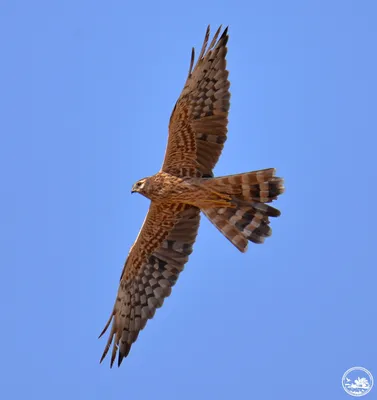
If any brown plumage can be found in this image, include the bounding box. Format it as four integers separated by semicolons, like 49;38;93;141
100;26;285;367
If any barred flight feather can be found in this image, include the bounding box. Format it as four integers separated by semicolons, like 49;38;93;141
202;169;284;252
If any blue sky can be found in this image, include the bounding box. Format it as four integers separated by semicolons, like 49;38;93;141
1;0;376;399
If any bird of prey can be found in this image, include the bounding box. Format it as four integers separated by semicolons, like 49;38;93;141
100;25;284;367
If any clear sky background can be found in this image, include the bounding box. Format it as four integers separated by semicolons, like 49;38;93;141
1;1;376;399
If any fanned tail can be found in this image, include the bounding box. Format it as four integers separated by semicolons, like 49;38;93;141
202;168;284;252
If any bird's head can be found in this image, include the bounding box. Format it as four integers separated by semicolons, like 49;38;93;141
131;177;150;196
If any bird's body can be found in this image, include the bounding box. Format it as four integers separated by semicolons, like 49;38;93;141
134;172;233;208
100;26;285;367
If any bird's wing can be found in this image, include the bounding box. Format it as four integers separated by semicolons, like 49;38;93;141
100;203;201;367
162;25;230;178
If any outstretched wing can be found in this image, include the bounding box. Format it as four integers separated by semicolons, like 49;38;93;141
100;204;201;367
162;25;230;178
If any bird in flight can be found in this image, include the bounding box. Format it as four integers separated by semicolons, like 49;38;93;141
100;25;284;367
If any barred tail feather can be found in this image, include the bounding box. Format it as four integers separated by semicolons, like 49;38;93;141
202;168;284;252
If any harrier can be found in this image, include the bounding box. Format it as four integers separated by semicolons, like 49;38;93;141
100;26;284;367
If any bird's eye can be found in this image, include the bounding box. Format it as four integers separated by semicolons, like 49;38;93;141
137;181;142;187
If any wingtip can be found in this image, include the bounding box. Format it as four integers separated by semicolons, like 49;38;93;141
209;25;222;49
110;340;118;368
118;353;124;367
98;312;113;338
219;26;229;44
188;47;195;78
99;347;109;364
110;353;116;368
